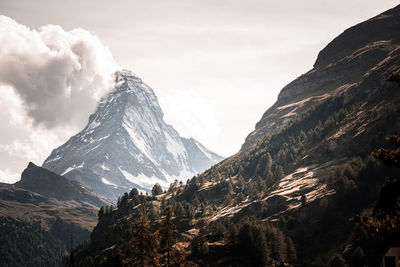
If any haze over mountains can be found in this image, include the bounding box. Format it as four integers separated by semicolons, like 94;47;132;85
43;70;224;201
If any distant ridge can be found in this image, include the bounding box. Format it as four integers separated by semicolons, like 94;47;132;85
15;162;110;207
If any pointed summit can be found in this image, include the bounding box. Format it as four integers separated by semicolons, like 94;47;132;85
43;70;223;201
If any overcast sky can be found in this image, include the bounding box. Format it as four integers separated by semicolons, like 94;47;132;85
0;0;398;183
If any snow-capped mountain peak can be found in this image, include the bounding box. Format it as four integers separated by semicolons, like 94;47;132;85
43;70;224;201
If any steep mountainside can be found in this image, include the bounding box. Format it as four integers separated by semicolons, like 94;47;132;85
191;3;400;228
15;162;110;207
0;216;66;266
71;5;400;267
242;5;400;151
43;70;223;201
197;5;400;222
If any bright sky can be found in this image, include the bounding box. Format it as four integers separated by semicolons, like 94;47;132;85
0;0;398;182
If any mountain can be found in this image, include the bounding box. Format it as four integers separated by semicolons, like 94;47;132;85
71;5;400;267
242;5;400;151
203;4;400;218
0;162;115;266
0;186;100;265
43;70;224;201
15;162;110;207
0;183;99;265
0;163;105;266
0;183;98;242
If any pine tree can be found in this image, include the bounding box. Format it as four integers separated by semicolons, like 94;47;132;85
175;203;185;218
120;192;129;207
152;183;163;196
186;206;195;220
237;176;245;191
98;206;105;218
129;188;139;198
157;206;186;266
227;180;233;195
273;165;285;182
191;196;200;207
237;222;270;266
121;211;159;266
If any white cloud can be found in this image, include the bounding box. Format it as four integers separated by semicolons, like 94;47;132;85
0;15;117;129
0;16;119;182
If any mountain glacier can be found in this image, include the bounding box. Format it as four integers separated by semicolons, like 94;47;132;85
42;70;224;201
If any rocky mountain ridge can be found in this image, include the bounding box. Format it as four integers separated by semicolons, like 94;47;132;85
15;162;110;207
242;5;400;151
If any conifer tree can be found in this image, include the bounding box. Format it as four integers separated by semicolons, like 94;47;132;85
98;206;105;218
186;206;195;220
227;180;233;195
273;165;285;182
157;206;186;266
152;183;163;196
191;196;200;207
121;211;159;266
175;203;185;218
129;188;139;198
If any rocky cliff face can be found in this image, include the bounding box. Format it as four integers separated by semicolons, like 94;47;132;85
242;5;400;151
43;70;223;201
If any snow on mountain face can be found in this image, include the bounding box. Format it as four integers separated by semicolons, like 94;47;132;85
42;70;224;201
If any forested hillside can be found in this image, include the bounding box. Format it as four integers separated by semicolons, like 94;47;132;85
0;216;66;267
70;5;400;266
